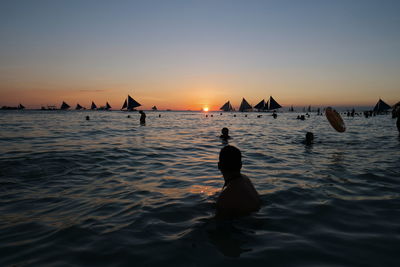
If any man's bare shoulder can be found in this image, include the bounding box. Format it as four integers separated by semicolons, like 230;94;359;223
216;174;261;218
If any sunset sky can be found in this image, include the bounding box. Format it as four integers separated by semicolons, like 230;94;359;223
1;0;399;110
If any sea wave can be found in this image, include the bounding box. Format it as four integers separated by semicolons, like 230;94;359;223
0;111;399;266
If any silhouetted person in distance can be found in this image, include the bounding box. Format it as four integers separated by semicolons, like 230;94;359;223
303;132;314;145
139;110;146;124
216;146;261;219
220;127;231;140
396;109;400;134
397;117;400;134
85;116;90;120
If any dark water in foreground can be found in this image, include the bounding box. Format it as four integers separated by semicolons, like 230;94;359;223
0;110;399;266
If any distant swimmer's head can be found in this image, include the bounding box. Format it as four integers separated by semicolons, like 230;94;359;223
220;127;231;140
218;145;242;172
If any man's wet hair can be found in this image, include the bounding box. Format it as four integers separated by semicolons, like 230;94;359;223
219;145;242;171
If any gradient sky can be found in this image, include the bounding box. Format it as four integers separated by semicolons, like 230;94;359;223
1;0;399;110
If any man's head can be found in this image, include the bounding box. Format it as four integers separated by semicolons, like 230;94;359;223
218;145;242;172
221;127;229;136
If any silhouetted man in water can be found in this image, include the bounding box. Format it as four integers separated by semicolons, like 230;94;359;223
220;127;231;140
303;132;314;145
139;110;146;124
397;110;400;134
216;146;261;218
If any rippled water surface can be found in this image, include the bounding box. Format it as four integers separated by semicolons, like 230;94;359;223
1;110;399;266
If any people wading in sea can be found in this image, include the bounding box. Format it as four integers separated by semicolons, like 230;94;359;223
139;110;146;125
216;145;261;219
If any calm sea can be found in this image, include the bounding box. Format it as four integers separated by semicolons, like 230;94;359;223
0;110;399;266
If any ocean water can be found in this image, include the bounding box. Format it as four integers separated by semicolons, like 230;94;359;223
0;110;399;266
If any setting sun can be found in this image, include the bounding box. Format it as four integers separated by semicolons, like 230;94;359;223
202;107;209;112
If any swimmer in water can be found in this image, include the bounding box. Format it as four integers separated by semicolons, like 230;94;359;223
304;132;314;145
139;110;146;124
220;127;231;140
396;108;400;134
216;145;261;219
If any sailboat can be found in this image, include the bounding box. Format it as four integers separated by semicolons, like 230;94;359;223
1;104;25;110
254;99;268;111
152;106;158;111
220;101;234;112
373;98;391;113
105;102;111;110
239;98;252;112
97;102;112;110
91;101;97;110
268;96;282;110
75;104;83;110
121;95;141;111
60;101;70;110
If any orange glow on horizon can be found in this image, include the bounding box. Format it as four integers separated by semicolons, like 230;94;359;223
0;82;397;110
